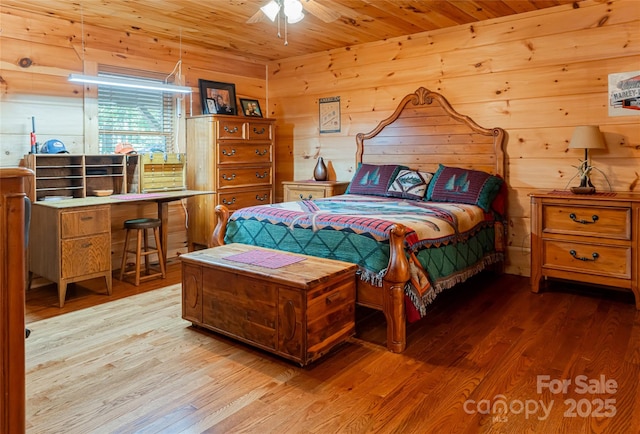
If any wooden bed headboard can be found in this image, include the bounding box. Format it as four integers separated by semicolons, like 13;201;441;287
355;87;506;177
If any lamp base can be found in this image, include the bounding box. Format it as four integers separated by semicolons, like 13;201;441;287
571;186;596;194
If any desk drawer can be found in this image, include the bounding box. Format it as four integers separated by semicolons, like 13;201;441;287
60;206;110;238
61;234;111;278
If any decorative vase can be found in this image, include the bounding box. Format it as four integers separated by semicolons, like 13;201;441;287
313;157;328;181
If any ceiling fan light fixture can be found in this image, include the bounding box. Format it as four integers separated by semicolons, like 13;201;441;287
260;0;281;22
284;0;303;19
287;11;304;24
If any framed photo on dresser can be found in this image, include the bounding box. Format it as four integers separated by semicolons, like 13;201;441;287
198;79;237;115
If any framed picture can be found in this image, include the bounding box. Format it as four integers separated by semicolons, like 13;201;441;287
198;79;237;115
239;98;263;117
319;96;340;133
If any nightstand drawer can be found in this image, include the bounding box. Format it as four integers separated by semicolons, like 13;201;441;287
543;240;631;279
543;204;630;239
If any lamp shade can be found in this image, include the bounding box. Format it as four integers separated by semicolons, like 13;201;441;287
568;125;606;150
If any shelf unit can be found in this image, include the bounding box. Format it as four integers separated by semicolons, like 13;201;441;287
22;154;127;201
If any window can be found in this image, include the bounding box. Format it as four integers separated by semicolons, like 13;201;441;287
97;72;176;154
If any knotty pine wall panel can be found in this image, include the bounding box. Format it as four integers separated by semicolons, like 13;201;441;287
0;7;268;263
267;0;640;277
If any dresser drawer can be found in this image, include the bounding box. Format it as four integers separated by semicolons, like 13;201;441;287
60;206;110;238
217;119;246;139
218;188;272;211
247;121;273;140
218;166;272;188
543;204;630;240
218;142;272;165
61;233;111;278
543;239;631;279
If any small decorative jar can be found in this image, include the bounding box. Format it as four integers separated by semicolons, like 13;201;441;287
313;157;328;181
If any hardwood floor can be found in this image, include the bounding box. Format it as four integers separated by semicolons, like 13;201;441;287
25;267;640;433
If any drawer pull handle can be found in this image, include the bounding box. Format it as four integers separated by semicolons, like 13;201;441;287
255;149;268;156
255;171;268;179
256;194;268;201
253;127;266;135
569;213;598;224
80;216;93;221
82;242;93;248
224;126;239;134
326;292;341;304
222;173;236;180
222;197;236;205
222;149;236;156
299;194;313;200
569;250;599;261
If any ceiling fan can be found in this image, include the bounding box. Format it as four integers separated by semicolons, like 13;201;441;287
247;0;341;25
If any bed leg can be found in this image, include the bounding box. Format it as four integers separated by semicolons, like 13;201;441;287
383;282;406;353
382;224;410;353
209;205;229;247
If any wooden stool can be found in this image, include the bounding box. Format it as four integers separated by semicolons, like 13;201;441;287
119;218;166;286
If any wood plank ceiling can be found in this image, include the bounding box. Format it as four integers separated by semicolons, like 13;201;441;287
1;0;581;61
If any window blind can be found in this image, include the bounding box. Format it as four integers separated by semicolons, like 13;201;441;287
98;73;175;154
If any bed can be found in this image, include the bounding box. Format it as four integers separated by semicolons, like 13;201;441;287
210;87;507;353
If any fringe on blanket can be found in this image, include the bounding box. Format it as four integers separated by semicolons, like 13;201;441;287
405;252;504;320
357;267;387;287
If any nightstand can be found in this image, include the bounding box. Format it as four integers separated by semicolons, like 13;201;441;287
282;180;350;202
530;190;640;309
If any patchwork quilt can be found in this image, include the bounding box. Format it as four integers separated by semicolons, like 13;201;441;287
225;194;504;321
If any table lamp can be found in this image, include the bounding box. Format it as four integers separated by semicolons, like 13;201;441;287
567;125;606;194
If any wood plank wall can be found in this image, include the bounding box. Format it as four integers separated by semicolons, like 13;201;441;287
1;0;639;278
0;6;268;264
266;0;640;277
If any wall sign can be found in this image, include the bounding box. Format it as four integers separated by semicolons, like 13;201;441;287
608;71;640;117
319;96;340;133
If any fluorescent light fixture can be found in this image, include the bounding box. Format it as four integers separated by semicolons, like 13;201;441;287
260;0;281;21
68;74;192;93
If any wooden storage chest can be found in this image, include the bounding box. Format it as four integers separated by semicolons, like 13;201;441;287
180;243;357;366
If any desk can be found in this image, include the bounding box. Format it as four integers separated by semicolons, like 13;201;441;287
29;190;213;306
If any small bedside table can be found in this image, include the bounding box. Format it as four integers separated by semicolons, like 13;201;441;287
282;180;350;202
530;190;640;309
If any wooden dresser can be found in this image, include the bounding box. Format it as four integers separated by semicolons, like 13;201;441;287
530;191;640;308
1;167;33;434
186;115;275;249
282;180;349;201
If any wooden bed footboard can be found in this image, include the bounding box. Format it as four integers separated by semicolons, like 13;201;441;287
210;204;412;353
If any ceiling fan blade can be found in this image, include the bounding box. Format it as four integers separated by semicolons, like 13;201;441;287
246;9;267;24
302;0;341;23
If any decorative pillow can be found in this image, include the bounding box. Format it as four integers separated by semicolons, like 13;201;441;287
347;164;406;197
386;169;433;200
426;164;503;212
